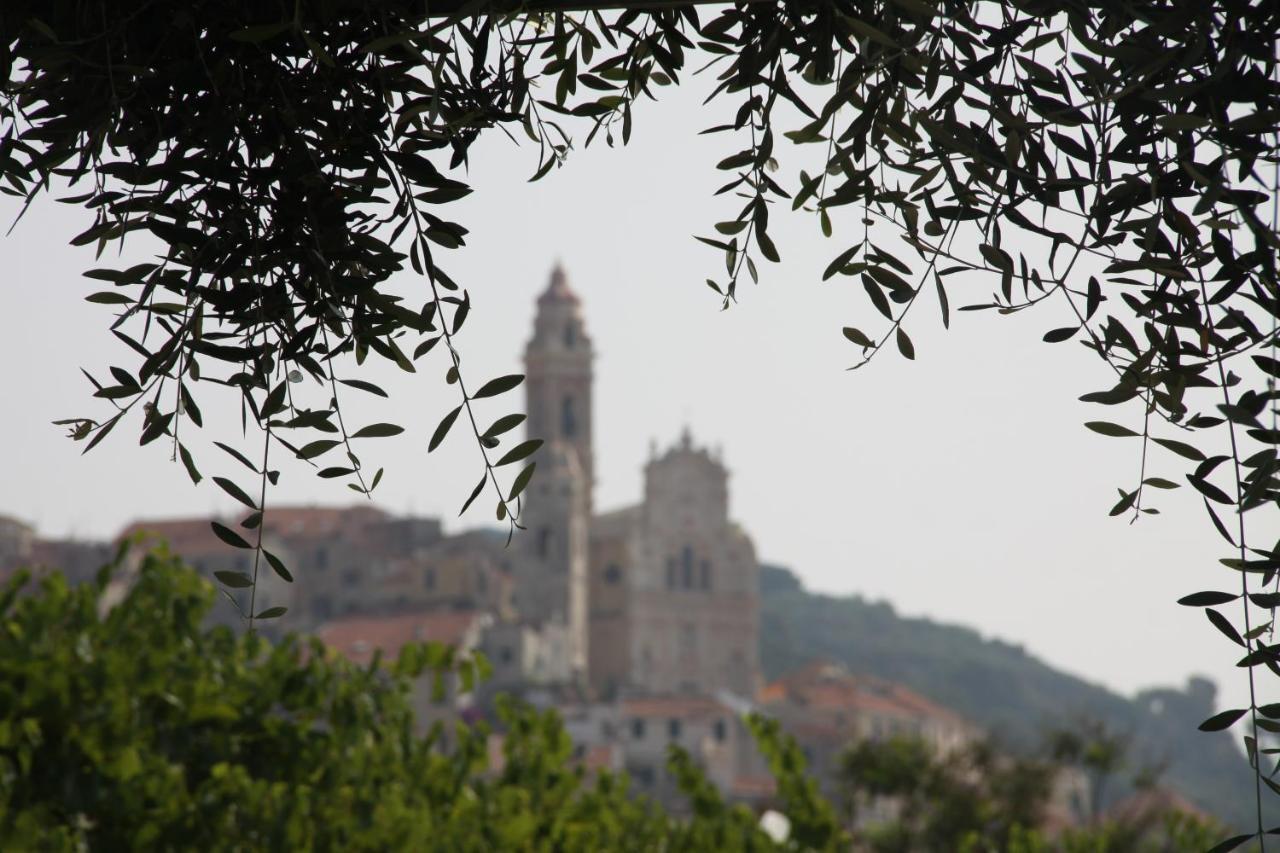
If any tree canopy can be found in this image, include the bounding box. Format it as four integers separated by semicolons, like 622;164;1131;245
2;0;1278;844
0;547;809;850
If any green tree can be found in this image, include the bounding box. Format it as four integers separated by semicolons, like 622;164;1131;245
838;734;1221;853
2;1;1278;843
1045;718;1131;824
0;546;855;851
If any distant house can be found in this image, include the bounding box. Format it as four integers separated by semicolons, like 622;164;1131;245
758;660;978;803
315;608;492;734
557;691;771;812
316;608;491;667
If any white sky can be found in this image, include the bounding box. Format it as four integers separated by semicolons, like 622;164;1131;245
0;69;1257;714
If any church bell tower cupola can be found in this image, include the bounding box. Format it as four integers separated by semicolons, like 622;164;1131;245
524;263;594;508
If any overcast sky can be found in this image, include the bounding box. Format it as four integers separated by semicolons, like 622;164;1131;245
0;69;1251;714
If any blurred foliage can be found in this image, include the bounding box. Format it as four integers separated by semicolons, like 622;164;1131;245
0;547;800;850
840;733;1222;853
2;0;1279;841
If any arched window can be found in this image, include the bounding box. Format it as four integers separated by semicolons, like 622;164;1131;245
681;546;694;589
561;395;577;437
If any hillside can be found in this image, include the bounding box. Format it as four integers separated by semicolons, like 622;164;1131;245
758;564;1267;829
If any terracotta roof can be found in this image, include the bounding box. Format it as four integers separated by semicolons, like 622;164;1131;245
118;518;226;556
761;661;968;727
263;505;388;539
621;695;731;719
118;505;391;555
316;609;487;666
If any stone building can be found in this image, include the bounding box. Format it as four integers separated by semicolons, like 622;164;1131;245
588;432;760;699
508;263;762;701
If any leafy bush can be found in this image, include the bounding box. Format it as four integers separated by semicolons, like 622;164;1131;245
0;547;839;851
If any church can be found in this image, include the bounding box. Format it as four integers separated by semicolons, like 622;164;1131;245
513;263;761;700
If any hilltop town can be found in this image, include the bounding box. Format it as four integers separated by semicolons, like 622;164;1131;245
0;266;997;816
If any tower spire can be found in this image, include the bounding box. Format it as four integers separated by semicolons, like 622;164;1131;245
524;262;594;508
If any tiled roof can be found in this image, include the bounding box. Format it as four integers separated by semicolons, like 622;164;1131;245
761;660;968;726
264;505;388;538
316;609;487;666
118;504;390;555
118;518;225;556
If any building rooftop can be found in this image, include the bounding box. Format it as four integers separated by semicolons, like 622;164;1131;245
760;660;969;727
316;609;488;666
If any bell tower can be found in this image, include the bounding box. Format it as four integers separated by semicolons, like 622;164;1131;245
524;262;594;508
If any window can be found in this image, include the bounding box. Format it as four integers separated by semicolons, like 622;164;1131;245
668;718;682;740
537;527;552;558
666;559;676;590
500;646;514;664
631;718;646;740
604;563;622;584
424;567;435;590
630;764;656;787
681;546;694;588
315;547;328;570
342;569;360;589
713;719;727;742
476;571;487;594
561;395;577;437
699;560;711;591
564;323;576;349
314;596;332;620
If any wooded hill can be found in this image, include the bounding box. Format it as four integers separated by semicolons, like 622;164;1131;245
757;565;1266;829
